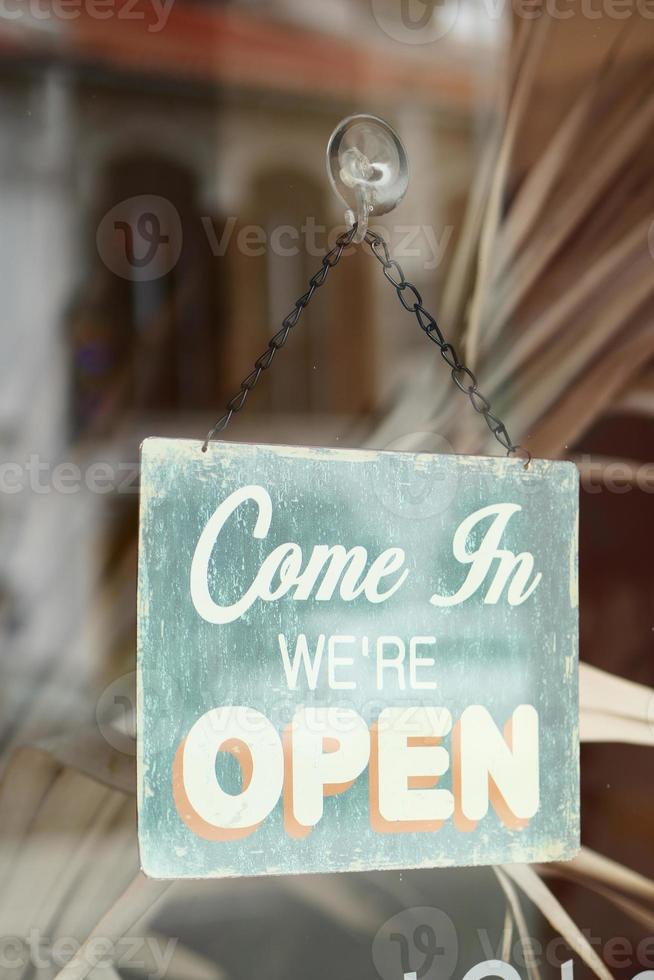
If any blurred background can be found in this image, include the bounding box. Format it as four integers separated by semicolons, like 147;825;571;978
1;1;653;978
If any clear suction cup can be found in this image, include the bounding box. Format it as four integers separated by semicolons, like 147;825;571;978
327;114;409;243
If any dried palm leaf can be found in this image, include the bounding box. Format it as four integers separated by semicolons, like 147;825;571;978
465;14;551;368
541;865;654;932
552;846;654;905
440;126;502;336
501;864;612;980
0;744;139;980
494;867;542;980
492;23;643;289
53;874;172;980
483;83;654;348
517;313;654;457
482;218;651;398
500;905;515;963
580;662;654;746
34;729;135;796
612;367;654;418
581;712;654;746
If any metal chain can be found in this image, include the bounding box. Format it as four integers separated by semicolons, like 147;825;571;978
202;226;356;451
202;223;529;465
363;228;530;465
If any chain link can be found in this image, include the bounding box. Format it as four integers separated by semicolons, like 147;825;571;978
202;223;529;465
363;228;530;465
202;227;356;451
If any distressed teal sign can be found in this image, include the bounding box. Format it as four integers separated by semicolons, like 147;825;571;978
137;438;579;879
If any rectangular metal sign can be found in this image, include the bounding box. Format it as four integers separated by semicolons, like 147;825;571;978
137;437;579;879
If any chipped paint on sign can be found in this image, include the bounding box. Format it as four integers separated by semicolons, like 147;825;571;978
137;438;579;879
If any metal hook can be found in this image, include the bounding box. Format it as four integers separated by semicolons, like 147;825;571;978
327;114;409;246
340;147;374;243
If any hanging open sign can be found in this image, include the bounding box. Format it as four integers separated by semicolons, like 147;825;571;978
137;438;579;879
